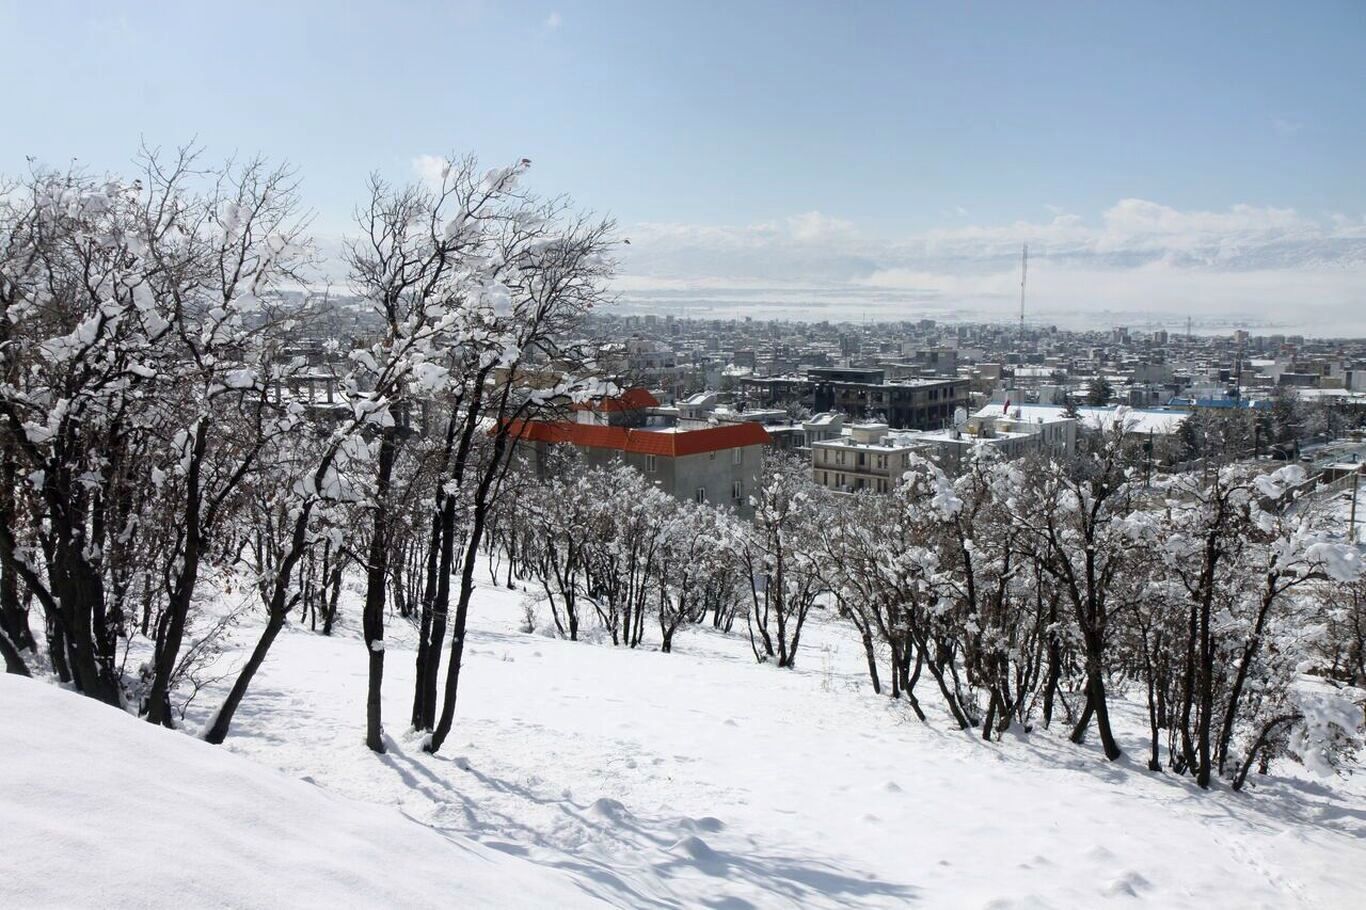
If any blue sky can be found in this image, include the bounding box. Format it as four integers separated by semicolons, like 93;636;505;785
3;1;1364;329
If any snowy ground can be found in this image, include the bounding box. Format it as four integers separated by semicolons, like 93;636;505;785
0;673;599;909
7;568;1366;908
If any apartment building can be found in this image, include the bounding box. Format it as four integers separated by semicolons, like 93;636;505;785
810;423;922;494
810;413;1078;493
808;370;969;429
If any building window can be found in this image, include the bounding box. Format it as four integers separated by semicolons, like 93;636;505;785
732;447;743;465
731;480;743;502
645;454;657;473
694;487;706;503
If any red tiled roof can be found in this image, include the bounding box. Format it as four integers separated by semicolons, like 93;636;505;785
503;418;770;456
571;387;660;413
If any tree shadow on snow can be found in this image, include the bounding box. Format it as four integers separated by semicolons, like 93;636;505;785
943;716;1366;843
376;734;919;908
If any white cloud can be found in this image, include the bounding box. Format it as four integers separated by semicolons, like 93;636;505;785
785;211;855;243
614;199;1366;332
411;154;450;190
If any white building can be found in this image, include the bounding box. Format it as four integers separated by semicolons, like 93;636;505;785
810;414;1078;493
972;403;1186;438
811;423;921;494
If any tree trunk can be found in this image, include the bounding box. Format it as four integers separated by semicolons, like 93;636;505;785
53;538;122;706
1232;713;1299;792
1077;664;1122;760
362;428;398;753
203;606;287;744
0;626;30;676
203;446;337;744
416;493;457;731
0;442;35;654
860;628;881;695
1196;587;1215;788
147;422;208;727
426;421;511;754
1041;603;1062;729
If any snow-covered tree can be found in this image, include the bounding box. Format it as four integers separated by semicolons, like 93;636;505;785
734;456;824;669
1147;464;1361;786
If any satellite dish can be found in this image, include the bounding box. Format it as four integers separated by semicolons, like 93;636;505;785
953;407;967;429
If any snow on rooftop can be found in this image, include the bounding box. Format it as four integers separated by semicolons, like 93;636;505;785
975;403;1187;435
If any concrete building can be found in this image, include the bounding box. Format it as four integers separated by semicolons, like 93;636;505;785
810;413;1078;492
506;388;767;515
905;426;1039;475
811;423;922;494
972;403;1186;439
803;412;844;445
968;410;1077;458
807;370;969;430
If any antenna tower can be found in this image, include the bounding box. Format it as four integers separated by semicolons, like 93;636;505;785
1018;243;1028;347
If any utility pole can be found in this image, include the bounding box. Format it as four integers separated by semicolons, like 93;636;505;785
1351;468;1360;544
1234;341;1243;403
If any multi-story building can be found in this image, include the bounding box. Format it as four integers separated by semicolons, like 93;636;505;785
811;373;969;430
810;423;920;494
810;413;1078;492
971;403;1184;440
505;388;767;515
742;368;969;430
904;426;1042;475
967;410;1077;457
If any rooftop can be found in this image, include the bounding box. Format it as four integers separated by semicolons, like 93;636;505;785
974;403;1187;435
504;418;771;457
572;387;661;413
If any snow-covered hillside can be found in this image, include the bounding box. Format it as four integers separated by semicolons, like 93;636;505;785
0;673;602;909
5;568;1366;908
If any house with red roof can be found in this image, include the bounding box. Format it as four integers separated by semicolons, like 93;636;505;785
505;388;768;515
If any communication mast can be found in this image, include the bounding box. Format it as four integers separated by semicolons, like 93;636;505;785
1018;243;1028;347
